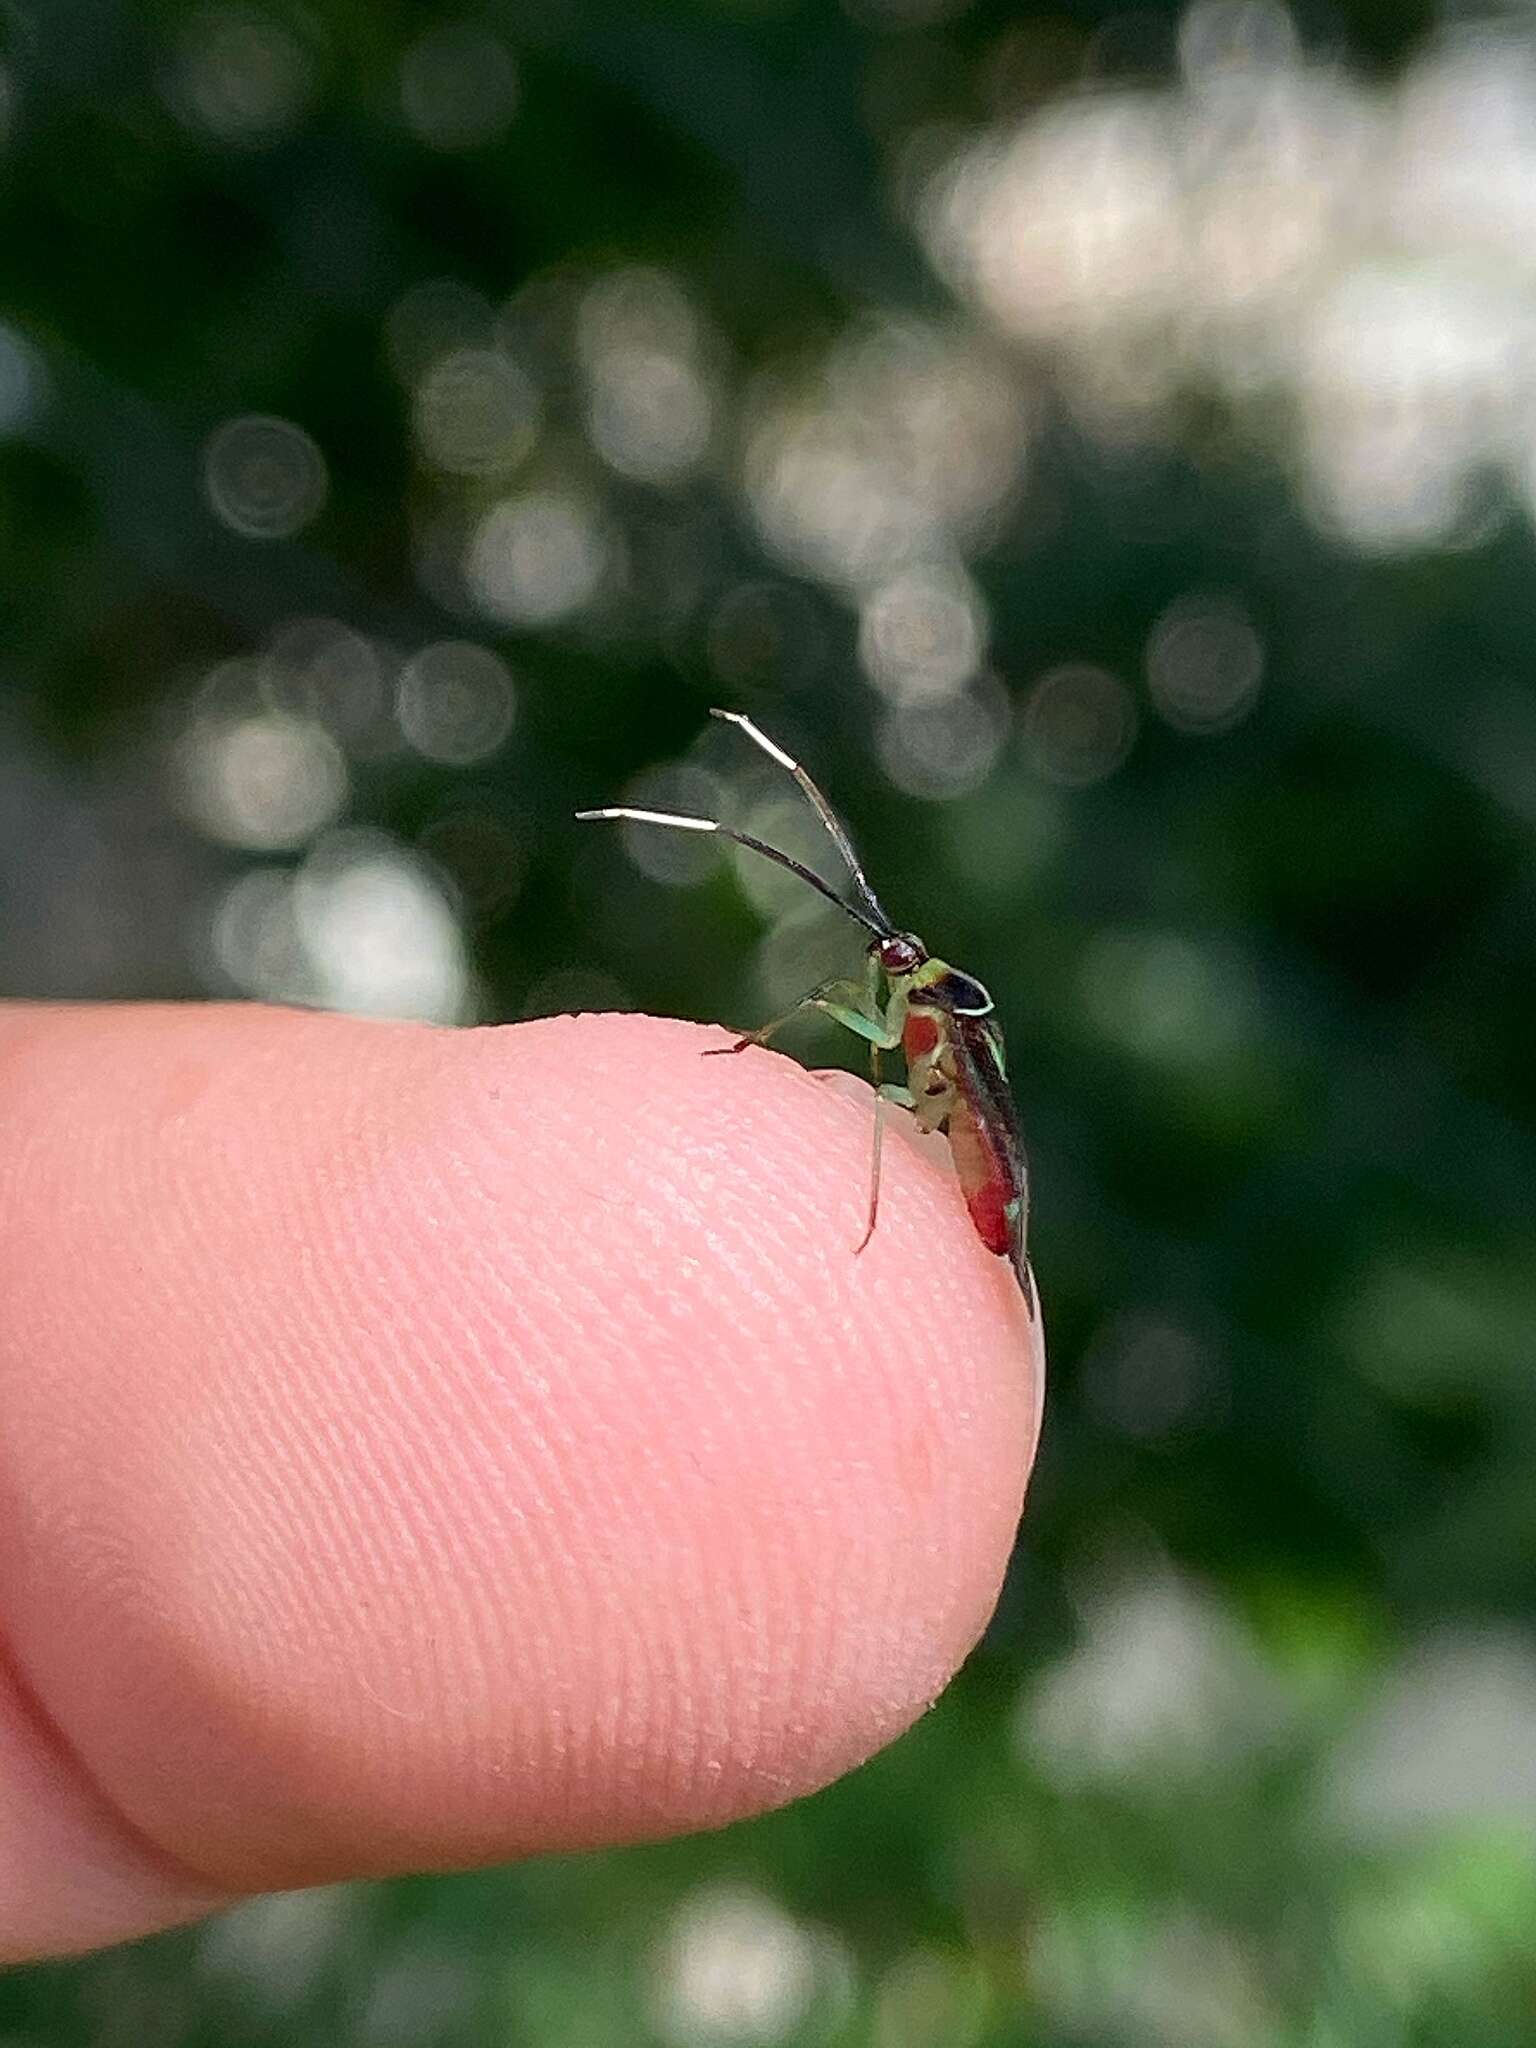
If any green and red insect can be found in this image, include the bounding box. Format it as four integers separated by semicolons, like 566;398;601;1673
579;709;1036;1318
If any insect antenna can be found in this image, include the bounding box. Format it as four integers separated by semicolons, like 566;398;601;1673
708;709;897;933
574;804;891;939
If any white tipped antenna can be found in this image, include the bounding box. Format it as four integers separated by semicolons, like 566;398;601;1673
575;806;717;832
575;798;889;937
707;709;893;931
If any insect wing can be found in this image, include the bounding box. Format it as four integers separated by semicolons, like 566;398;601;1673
946;1014;1035;1314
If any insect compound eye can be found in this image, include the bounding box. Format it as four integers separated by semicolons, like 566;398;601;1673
877;932;924;976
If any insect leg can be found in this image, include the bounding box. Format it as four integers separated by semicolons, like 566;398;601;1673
816;1000;902;1049
705;977;896;1058
852;969;919;1249
855;1041;886;1255
815;950;906;1050
854;1083;927;1253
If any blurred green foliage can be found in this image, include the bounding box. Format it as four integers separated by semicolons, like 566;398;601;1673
4;0;1536;2042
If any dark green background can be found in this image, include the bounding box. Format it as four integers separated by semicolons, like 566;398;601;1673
4;1;1534;2042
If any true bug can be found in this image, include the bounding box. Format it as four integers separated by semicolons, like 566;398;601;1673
578;709;1036;1318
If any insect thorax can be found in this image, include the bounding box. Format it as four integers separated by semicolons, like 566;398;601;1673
906;959;994;1016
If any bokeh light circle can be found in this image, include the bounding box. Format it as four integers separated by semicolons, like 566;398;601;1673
878;679;1012;801
400;24;518;150
177;708;348;850
1146;595;1266;734
397;641;516;765
1022;664;1138;785
204;414;328;539
466;489;610;626
412;347;539;477
171;5;313;146
859;562;987;704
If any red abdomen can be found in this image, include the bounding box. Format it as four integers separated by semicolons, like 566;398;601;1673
964;1168;1012;1253
947;1094;1015;1254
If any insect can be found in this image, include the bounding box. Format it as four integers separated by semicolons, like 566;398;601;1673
577;709;1036;1318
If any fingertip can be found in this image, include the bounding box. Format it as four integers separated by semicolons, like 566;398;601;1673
0;1003;1041;1919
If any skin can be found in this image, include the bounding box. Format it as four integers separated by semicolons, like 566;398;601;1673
0;1003;1043;1962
